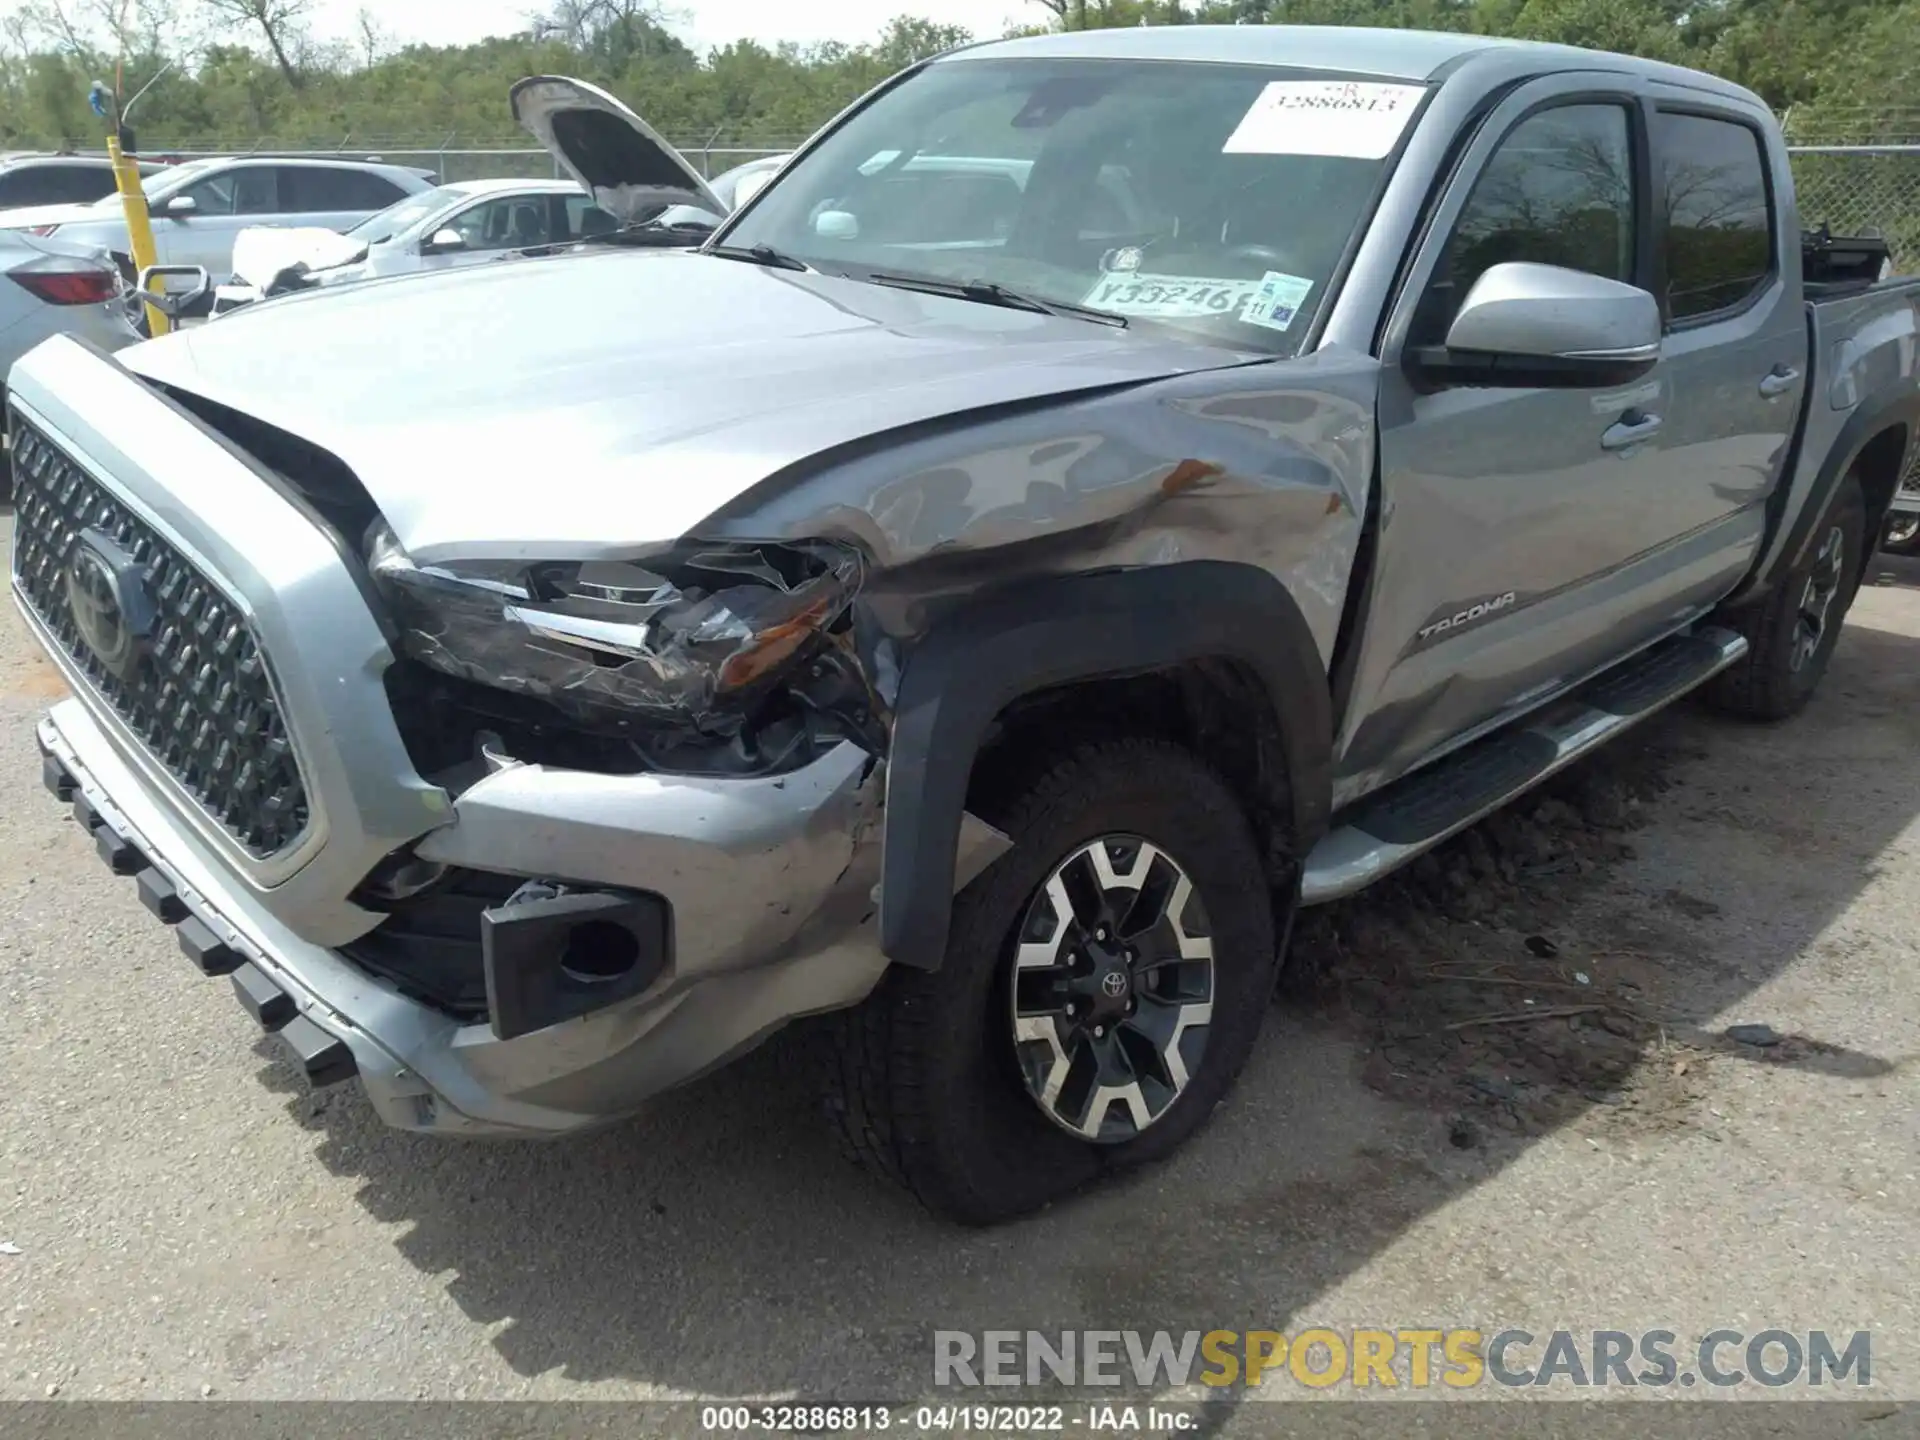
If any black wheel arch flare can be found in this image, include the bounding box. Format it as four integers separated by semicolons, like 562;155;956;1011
879;560;1334;971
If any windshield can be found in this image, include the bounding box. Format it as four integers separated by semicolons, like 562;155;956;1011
722;58;1420;352
349;185;462;244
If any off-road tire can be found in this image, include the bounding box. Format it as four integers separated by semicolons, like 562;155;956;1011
819;738;1278;1225
1708;472;1865;721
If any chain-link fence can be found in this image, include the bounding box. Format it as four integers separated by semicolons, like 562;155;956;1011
1788;145;1920;270
137;139;800;182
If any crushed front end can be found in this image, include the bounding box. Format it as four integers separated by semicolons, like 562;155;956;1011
7;335;903;1136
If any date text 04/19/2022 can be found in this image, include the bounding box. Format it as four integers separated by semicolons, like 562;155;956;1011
700;1404;1194;1432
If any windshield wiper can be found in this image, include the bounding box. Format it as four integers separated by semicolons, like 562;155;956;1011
707;242;808;272
863;270;1127;328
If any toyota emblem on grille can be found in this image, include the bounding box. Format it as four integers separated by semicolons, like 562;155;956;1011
64;528;156;682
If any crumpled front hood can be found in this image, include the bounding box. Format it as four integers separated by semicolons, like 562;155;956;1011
124;249;1250;564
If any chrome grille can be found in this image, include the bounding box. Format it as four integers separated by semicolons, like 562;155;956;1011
8;414;309;857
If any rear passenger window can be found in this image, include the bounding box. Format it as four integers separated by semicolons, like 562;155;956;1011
0;164;113;207
282;167;406;213
48;164;116;204
563;194;619;239
1655;112;1772;321
1418;104;1636;340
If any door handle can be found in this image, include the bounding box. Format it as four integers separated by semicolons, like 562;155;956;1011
1759;365;1801;398
1601;411;1663;451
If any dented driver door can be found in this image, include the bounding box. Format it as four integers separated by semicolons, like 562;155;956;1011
1335;77;1697;800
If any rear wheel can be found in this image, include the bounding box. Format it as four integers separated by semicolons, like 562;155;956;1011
1708;473;1864;721
821;738;1279;1224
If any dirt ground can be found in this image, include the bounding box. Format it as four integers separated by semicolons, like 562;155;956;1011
2;510;1918;1427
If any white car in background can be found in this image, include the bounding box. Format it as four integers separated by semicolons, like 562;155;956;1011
217;177;620;308
212;133;792;313
0;155;437;277
0;229;138;500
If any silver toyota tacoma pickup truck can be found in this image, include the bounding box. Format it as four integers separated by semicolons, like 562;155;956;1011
13;27;1920;1224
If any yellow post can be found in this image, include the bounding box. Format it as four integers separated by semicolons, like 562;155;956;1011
107;134;168;337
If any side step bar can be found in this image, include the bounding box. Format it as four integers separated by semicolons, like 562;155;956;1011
1301;626;1747;904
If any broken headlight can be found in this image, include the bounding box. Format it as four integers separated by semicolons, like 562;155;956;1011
366;525;864;730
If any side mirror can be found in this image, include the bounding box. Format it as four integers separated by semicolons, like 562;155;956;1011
1414;261;1661;388
163;194;197;219
134;263;210;320
812;209;859;241
422;228;467;255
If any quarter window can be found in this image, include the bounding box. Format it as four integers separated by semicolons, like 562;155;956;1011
282;166;407;213
1419;104;1636;340
1654;112;1772;321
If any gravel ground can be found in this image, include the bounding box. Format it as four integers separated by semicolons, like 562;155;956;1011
2;506;1918;1425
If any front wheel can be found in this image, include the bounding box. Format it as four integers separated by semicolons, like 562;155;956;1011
821;738;1279;1224
1708;472;1865;721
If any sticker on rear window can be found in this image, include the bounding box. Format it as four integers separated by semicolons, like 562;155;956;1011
1082;272;1265;320
1222;80;1425;159
1240;271;1315;333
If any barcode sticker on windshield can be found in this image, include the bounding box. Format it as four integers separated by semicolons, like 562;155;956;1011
1240;271;1315;333
1223;80;1425;159
1082;272;1265;320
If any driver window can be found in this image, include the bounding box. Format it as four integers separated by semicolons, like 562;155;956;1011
1415;104;1637;343
181;170;238;215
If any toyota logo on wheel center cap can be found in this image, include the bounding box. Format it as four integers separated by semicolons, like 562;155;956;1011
1100;970;1129;999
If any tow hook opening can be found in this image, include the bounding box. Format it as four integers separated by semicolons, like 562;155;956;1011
482;882;673;1041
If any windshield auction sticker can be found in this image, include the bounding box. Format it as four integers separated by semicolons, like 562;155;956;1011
1240;271;1315;332
1223;80;1426;158
1082;272;1266;320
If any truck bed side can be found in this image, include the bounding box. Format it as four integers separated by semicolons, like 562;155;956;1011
1739;279;1920;599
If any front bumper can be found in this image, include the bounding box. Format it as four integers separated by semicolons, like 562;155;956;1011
9;334;908;1137
36;698;893;1136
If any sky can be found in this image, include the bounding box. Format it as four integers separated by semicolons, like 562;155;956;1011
312;0;1034;54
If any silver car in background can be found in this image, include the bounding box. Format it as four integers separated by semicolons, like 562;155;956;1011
0;156;437;277
0;229;136;499
0;152;167;210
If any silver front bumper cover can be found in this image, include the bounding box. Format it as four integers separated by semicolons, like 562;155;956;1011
39;698;897;1137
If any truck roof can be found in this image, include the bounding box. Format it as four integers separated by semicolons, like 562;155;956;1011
952;24;1760;105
